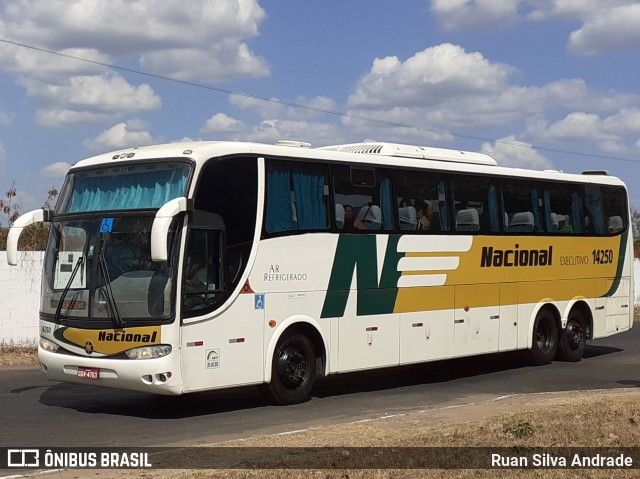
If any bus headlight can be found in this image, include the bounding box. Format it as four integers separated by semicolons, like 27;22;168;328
125;345;172;360
39;337;59;353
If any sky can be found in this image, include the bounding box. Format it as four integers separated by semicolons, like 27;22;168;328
0;0;639;220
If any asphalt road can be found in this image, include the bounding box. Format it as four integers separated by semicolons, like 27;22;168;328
1;322;639;449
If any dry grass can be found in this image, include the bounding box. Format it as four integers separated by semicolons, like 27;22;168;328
0;343;37;367
72;390;640;479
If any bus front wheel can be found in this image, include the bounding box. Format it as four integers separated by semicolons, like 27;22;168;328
263;332;316;405
525;309;558;366
557;309;587;362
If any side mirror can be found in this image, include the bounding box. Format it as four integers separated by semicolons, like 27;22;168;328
7;209;52;266
151;197;188;262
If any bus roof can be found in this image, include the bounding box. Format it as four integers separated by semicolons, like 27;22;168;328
71;140;626;187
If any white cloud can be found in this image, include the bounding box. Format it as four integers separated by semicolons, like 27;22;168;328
526;0;631;21
0;0;269;132
230;94;286;119
83;120;156;151
41;162;71;179
567;4;640;55
601;108;640;136
342;43;640;154
21;73;161;127
523;108;640;156
140;41;268;82
24;74;160;113
533;109;640;145
0;0;264;53
430;1;640;55
0;0;269;81
481;136;553;169
430;0;522;30
200;113;247;135
348;44;515;109
539;112;607;141
0;47;110;81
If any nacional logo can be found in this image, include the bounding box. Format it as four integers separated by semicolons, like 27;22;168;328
480;245;553;268
97;330;158;343
84;341;94;354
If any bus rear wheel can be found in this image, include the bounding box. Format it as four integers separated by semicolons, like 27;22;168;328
525;309;558;365
557;309;587;362
263;332;316;405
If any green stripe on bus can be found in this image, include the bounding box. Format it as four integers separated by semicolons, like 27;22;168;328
320;235;404;318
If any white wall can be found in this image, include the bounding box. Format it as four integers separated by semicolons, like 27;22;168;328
1;253;639;346
0;251;44;346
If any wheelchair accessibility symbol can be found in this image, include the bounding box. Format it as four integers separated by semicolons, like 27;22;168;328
254;294;264;310
100;217;114;233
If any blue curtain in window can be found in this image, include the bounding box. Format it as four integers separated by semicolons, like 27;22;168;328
488;186;499;232
531;189;542;232
438;181;449;230
379;178;393;230
68;168;188;212
543;190;553;231
292;170;327;229
572;191;583;233
585;188;604;233
266;169;293;233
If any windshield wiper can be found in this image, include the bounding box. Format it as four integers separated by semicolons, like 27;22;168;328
54;256;84;324
97;253;125;328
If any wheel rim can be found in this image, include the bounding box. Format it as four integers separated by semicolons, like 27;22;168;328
277;345;307;389
536;319;553;352
566;318;585;351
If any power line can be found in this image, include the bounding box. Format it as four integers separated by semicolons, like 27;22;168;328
1;37;640;166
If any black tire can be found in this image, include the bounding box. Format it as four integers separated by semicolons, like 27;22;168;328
556;309;587;362
524;309;558;365
263;332;316;405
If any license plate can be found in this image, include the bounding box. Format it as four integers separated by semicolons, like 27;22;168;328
77;367;99;380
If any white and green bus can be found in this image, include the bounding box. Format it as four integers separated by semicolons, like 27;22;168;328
7;140;634;404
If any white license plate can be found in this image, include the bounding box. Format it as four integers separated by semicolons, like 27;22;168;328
77;367;99;380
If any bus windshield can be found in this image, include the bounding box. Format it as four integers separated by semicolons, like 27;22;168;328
41;216;181;324
57;161;191;214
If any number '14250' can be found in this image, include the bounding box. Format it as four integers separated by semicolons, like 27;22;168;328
592;249;613;264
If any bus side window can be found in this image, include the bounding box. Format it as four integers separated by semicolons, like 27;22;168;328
333;165;394;232
451;175;493;233
602;185;628;235
499;180;542;233
265;161;330;234
544;185;582;234
394;170;445;233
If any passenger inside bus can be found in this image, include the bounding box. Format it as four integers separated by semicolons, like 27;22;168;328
416;199;433;231
343;204;357;232
559;215;573;233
